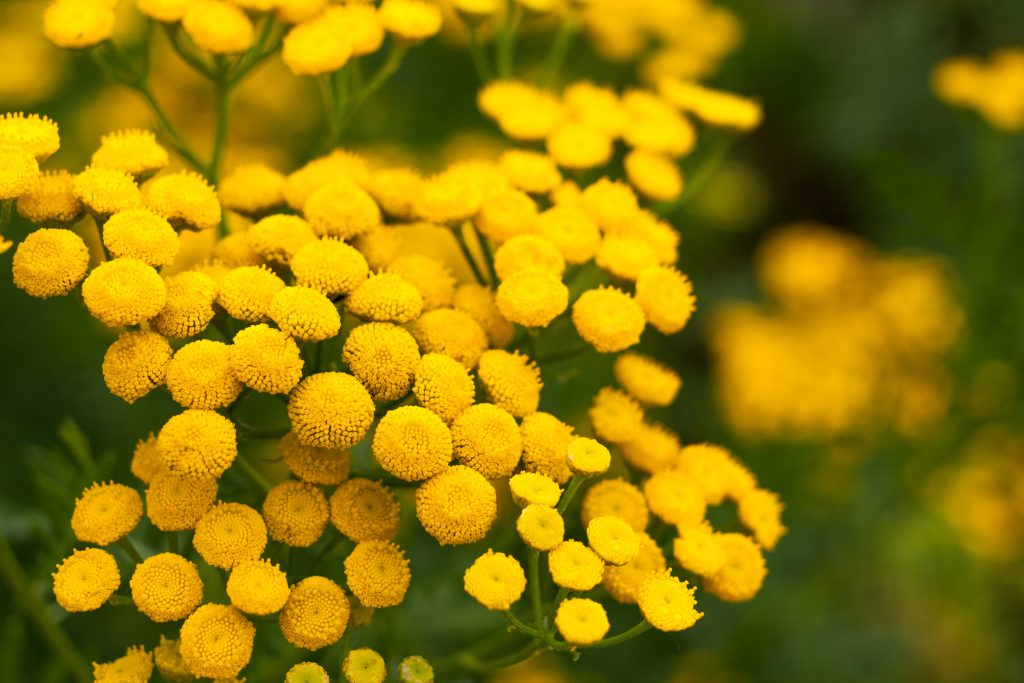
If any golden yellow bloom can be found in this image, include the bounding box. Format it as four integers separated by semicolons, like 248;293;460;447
289;379;372;453
166;339;242;409
144;171;221;232
398;655;433;683
220;163;286;217
464;549;526;610
595;234;659;282
409;308;489;368
737;488;786;550
130;553;204;622
581;479;649;532
499;149;562;194
73;166;141;217
549;540;604;590
453;0;501;20
474;187;539;242
227;558;290;615
287;661;331;683
563;81;628;138
102;330;173;404
17;170;82;225
587;516;641;565
218;265;285;322
131;435;163;484
509;472;561;507
321;4;384;56
102;208;179;268
292;238;369;296
179;604;255;679
284;148;370;211
379;0;443;42
547;122;614;170
637;570;702;632
305;182;381;240
702;533;767;603
555;598;609;645
622;149;683;201
92;645;153;683
588;387;644;444
213;232;263;267
603;531;665;603
182;1;255;54
516;504;564;551
659;78;763;130
536;206;601;266
572;287;645;353
248;214;316;265
343;648;386;683
347;272;424;323
193;501;268;569
567;436;611;477
494;234;565;282
366;168;422;220
412;352;476;424
622;89;696;157
82;258;167;327
152;270;219;338
388;254;456;311
453;283;515;349
644;470;707;527
279;576;350;650
413;171;483;225
279;431;351;485
52;548;120;612
519;411;574;484
480;80;565;141
137;0;197;22
92;129;169;180
230;323;304;394
496;268;568;328
416;465;497;545
676;443;755;505
0;149;39;200
43;0;115;49
153;636;191;683
263;480;329;547
344;322;421;401
283;18;352;76
635;266;695;334
373;406;453;481
271;287;340;342
477;350;541;418
329;478;400;542
452;403;523;479
673;522;725;578
345;540;411;607
613;352;681;407
581;178;638;232
0;112;61;161
158;409;238;478
71;481;142;546
146;471;218;531
620;421;680;473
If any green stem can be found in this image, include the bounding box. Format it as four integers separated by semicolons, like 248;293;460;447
338;43;408;136
167;531;179;554
457;641;540;673
234;454;273;493
452;224;489;285
229;15;279;84
584;620;652;649
537;15;578;88
163;24;215;79
0;199;13;235
536;344;589;364
680;132;736;206
556;474;584;515
495;1;521;78
473;225;499;284
117;537;144;565
504;610;544;638
467;24;492;82
106;594;134;607
338;630;352;681
210;58;232;187
527;550;543;626
319;75;342;151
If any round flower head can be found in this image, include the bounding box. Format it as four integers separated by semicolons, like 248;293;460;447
416;465;497;545
620;421;681;473
52;548;120;612
379;0;442;42
520;412;574;484
193;501;267;569
73;167;141;218
496;268;568;328
589;387;644;444
130;553;204;622
0;113;61;161
146;471;218;531
71;482;142;546
548;540;604;590
644;470;707;527
304;182;381;239
499;149;562;194
137;0;198;22
562;81;627;137
213;232;263;267
288;661;331;683
603;531;666;603
166;339;242;409
320;4;384;56
624;150;684;201
102;330;173;404
555;598;609;646
452;403;523;479
131;435;163;484
179;604;255;679
143;171;220;232
516;504;564;551
343;648;386;683
92;646;154;683
398;655;434;683
509;472;561;507
292;238;370;296
494;234;565;281
659;79;763;130
218;265;286;322
737;488;786;550
373;406;452;481
613;352;681;407
412;353;476;424
635;266;695;334
621;90;696;157
572;287;645;353
581;479;649;532
92;129;169;180
477;350;541;418
347;272;423;323
474;188;539;242
567;436;611;477
547;122;614;170
344;540;411;607
158;409;237;478
102;208;179;266
282;18;352;76
153;270;219;338
153;636;191;682
637;570;703;631
580;178;637;230
388;255;456;311
279;431;351;485
283;148;370;211
414;170;483;224
263;480;329;547
288;372;376;449
676;443;756;505
227;558;290;615
595;235;660;281
587;516;641;565
673;522;726;578
249;214;317;265
409;308;489;368
0;149;39;200
464;550;526;610
343;322;421;402
482;82;565;142
280;576;350;650
366;168;421;220
454;283;515;348
43;0;115;49
230;323;304;394
537;206;601;265
182;0;254;54
17;170;82;225
330;478;401;542
217;162;286;217
82;258;167;327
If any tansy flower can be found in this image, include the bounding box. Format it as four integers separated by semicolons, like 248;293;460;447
509;472;561;507
494;234;565;281
589;387;644;444
82;258;168;327
546;122;614;170
673;522;726;577
613;352;682;407
637;570;703;631
414;170;483;225
144;171;221;232
137;0;198;22
193;501;268;569
548;540;604;590
659;78;763;130
279;431;351;485
320;4;385;57
453;0;502;21
702;533;767;603
0;149;39;200
166;339;243;410
572;287;646;353
279;576;350;650
43;0;116;49
520;412;574;484
483;81;565;141
343;322;421;401
220;163;286;217
621;89;696;157
415;465;497;545
152;271;219;338
71;481;142;546
366;168;422;220
620;421;681;473
131;435;163;484
0;112;61;161
343;648;386;683
130;553;204;622
282;18;353;76
227;558;290;615
329;478;401;542
248;214;317;265
644;470;707;527
378;0;443;43
73;167;142;218
102;208;179;267
496;268;569;328
398;655;434;683
581;479;649;532
344;540;411;607
92;646;154;683
595;234;660;282
102;330;174;404
213;232;263;266
284;148;370;212
153;636;191;682
555;598;609;646
373;406;453;481
474;188;539;242
304;182;381;239
453;283;515;349
230;323;304;394
464;550;526;610
158;409;237;478
288;372;376;449
676;443;755;505
580;178;638;231
537;206;601;265
409;308;489;368
347;272;424;323
624;150;684;201
603;531;666;603
218;265;285;322
516;504;564;551
587;516;641;566
477;350;542;418
182;0;255;54
17;170;82;225
563;81;628;138
452;403;523;479
737;488;786;550
52;548;120;612
263;480;329;547
412;353;476;424
91;129;169;180
292;238;370;297
288;662;331;683
635;266;695;334
567;436;611;477
388;254;456;311
146;471;218;531
499;149;562;194
179;604;256;679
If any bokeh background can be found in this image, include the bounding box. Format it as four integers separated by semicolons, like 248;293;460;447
2;0;1024;681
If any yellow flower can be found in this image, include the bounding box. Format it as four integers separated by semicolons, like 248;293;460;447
347;272;424;323
271;287;341;342
412;352;476;424
373;406;453;481
344;540;411;607
0;149;39;200
409;308;489;368
17;170;82;225
321;5;385;57
182;0;255;54
581;479;649;532
588;387;644;444
219;265;286;322
637;570;703;631
548;540;604;590
263;480;329;548
158;409;238;478
464;549;526;610
581;178;639;232
516;504;564;551
622;89;696;157
414;171;483;225
623;150;684;202
603;531;665;604
43;0;116;49
520;412;574;484
546;122;614;170
398;655;434;683
146;471;218;531
82;258;168;327
193;501;268;569
130;553;204;622
92;645;154;683
343;322;421;401
291;238;369;297
613;352;681;407
673;522;726;578
635;266;695;334
230;323;304;394
675;443;755;505
366;168;422;221
144;171;221;232
572;286;646;353
102;330;174;404
52;548;120;612
379;0;443;43
477;350;542;418
499;149;562;194
283;18;352;76
227;558;290;615
153;636;191;682
284;148;370;211
248;214;317;265
166;339;242;409
452;403;523;479
288;371;376;449
138;0;197;23
71;481;142;546
702;533;767;603
287;662;331;683
587;516;640;565
388;254;456;311
509;472;561;507
566;436;611;477
73;167;141;217
343;648;386;683
279;431;351;485
214;231;263;266
595;234;659;282
474;187;539;242
130;435;163;484
329;478;401;542
415;465;497;545
644;470;707;527
737;488;786;550
179;604;256;679
496;268;569;328
453;283;515;349
0;112;61;161
494;234;565;281
305;182;381;239
220;163;286;217
554;598;609;646
481;80;565;141
152;271;219;338
659;78;763;130
92;129;169;180
280;576;350;650
620;421;680;473
102;208;179;267
562;80;628;138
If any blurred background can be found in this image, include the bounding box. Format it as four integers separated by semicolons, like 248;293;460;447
2;0;1024;681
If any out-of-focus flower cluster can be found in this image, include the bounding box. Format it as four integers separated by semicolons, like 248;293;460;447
932;48;1024;132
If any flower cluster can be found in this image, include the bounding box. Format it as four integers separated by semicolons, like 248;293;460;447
932;48;1024;132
